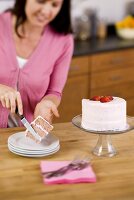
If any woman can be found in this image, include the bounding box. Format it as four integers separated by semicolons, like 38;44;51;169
0;0;74;128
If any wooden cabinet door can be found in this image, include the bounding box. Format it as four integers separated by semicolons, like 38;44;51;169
90;82;134;99
54;75;89;123
69;56;89;76
91;49;134;72
91;67;134;89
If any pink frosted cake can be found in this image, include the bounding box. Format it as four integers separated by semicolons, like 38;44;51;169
81;96;127;131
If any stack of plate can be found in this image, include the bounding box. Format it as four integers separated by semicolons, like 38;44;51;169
8;132;60;157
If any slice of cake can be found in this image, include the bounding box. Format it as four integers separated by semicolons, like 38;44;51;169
26;116;53;142
81;96;127;131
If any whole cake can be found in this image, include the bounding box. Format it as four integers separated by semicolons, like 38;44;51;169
81;96;127;131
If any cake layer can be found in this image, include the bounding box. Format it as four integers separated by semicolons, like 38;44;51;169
26;116;53;142
81;97;127;131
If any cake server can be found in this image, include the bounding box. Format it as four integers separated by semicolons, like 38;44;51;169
15;107;42;141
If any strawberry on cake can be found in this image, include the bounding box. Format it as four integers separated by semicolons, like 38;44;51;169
81;96;127;131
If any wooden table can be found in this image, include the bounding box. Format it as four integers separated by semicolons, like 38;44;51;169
0;123;134;200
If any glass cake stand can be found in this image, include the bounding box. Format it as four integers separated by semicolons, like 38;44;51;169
72;115;134;157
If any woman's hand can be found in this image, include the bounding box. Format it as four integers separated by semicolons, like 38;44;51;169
34;99;59;124
0;84;23;115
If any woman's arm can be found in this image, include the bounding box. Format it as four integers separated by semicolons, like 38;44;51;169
46;35;74;99
34;34;74;123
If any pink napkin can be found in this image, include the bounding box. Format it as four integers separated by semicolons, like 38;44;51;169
40;161;96;185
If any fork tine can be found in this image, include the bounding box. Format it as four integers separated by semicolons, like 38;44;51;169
72;154;92;164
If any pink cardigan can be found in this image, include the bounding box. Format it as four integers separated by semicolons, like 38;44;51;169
0;12;74;128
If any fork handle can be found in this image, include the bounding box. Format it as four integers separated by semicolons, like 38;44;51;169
43;164;72;178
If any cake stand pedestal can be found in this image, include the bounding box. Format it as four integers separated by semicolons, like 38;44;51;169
72;115;134;157
93;134;116;157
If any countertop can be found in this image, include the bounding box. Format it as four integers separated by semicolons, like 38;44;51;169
0;123;134;200
73;36;134;56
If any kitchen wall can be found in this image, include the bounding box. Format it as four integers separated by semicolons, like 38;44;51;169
0;0;133;23
0;0;14;13
72;0;134;23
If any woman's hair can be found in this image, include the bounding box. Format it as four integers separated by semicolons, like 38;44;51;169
10;0;72;37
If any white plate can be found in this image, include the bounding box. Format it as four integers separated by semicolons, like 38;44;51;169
8;143;60;155
8;132;59;151
8;145;60;157
8;143;60;154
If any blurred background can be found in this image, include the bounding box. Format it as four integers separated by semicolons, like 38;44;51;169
0;0;133;22
0;0;134;122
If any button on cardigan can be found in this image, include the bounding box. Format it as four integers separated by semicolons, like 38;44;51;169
0;12;74;128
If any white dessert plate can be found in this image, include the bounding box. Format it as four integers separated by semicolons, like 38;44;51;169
8;141;60;153
72;115;134;135
8;143;60;155
8;132;59;151
8;145;60;157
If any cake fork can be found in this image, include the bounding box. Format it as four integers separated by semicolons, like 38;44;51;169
43;156;91;179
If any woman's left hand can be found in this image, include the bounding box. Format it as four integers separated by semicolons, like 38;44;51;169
34;99;59;124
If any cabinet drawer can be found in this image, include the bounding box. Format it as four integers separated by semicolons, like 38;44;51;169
90;82;134;99
91;49;134;72
91;67;134;89
69;56;89;76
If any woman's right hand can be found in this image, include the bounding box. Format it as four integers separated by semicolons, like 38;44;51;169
0;84;23;115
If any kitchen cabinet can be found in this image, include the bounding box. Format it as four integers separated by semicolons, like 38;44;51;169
54;48;134;123
90;49;134;72
90;49;134;116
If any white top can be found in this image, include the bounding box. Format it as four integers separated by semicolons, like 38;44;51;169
17;56;28;68
7;56;28;128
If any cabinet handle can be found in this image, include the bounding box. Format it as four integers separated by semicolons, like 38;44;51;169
110;58;124;65
69;66;80;72
110;75;122;81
